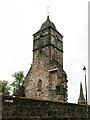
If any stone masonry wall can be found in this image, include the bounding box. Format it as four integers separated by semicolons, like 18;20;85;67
1;95;90;120
25;46;51;99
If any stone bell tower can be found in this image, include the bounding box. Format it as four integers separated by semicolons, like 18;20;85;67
24;16;68;102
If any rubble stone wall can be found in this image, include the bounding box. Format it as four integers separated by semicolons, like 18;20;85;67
1;95;90;120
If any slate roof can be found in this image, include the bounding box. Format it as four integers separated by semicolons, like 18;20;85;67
40;16;57;31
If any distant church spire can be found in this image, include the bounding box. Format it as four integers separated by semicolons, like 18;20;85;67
78;82;86;105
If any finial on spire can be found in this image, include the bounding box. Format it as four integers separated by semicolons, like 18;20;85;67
47;6;50;16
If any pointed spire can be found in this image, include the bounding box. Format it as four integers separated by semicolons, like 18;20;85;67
78;82;86;105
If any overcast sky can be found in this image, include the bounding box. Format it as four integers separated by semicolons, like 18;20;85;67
0;0;89;104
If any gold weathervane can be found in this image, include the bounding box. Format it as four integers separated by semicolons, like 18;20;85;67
47;6;50;16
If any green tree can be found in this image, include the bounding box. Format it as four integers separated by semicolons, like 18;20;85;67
0;80;10;95
11;71;24;95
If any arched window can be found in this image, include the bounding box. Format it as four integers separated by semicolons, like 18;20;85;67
37;79;42;91
38;35;43;47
